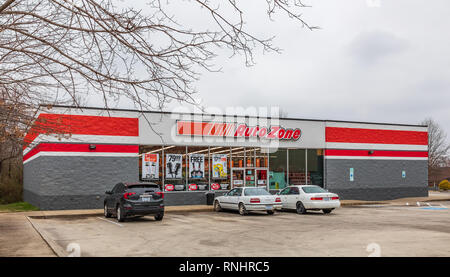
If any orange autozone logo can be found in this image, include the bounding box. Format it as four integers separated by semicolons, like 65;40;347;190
176;121;301;140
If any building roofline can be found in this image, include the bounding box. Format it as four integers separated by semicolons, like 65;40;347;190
39;104;428;128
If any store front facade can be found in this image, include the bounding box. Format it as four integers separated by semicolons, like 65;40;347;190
139;145;324;193
23;106;429;210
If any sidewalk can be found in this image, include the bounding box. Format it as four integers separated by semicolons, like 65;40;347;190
25;205;214;218
342;190;450;206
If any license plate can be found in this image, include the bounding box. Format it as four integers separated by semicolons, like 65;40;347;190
266;205;273;210
141;197;151;202
324;197;330;201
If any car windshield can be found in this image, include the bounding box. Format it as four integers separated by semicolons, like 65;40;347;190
302;186;327;194
244;188;271;196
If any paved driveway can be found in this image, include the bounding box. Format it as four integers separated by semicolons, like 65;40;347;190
0;213;55;257
25;202;450;257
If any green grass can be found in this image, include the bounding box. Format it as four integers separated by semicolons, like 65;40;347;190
0;202;39;213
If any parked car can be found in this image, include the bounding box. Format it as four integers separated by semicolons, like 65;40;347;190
277;185;340;214
104;182;164;222
214;187;282;215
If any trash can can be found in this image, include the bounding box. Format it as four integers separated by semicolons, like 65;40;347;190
205;192;215;205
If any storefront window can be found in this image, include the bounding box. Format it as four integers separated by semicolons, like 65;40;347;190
255;148;268;168
307;149;324;187
231;147;244;168
288;149;306;186
139;145;163;188
187;146;209;191
210;147;231;190
230;147;245;188
245;147;255;167
269;149;287;190
164;146;187;192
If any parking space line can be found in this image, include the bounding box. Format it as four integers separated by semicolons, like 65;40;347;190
96;217;124;227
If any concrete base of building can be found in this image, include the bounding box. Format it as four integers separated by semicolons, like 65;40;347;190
24;189;228;210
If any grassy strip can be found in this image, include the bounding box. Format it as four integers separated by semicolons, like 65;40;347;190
0;202;39;212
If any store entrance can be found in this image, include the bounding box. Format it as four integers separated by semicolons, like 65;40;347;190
231;167;268;189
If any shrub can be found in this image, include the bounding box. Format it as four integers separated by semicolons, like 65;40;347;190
439;180;450;191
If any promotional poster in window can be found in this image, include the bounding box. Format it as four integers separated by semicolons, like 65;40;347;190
142;153;159;180
166;154;183;179
212;154;227;179
189;154;205;179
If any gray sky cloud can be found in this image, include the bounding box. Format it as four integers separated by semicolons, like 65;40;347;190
89;0;450;140
348;30;409;65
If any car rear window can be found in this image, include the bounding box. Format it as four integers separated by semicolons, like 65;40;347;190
244;188;271;196
127;184;159;192
301;186;327;194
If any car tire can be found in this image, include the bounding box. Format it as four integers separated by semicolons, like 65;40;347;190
239;203;247;216
154;213;164;221
323;209;333;214
267;210;274;215
104;203;112;218
214;200;222;212
296;202;307;214
117;205;125;222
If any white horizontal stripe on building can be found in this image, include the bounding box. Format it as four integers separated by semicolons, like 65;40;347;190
24;152;139;164
325;122;427;132
325;142;428;151
325;156;428;161
23;134;140;156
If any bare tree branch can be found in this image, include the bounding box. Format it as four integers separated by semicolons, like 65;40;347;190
1;0;315;149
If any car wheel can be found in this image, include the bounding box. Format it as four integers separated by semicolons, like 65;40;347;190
154;213;164;221
296;202;307;214
323;209;333;214
267;210;274;215
214;200;222;212
238;203;247;216
104;203;111;218
116;205;125;222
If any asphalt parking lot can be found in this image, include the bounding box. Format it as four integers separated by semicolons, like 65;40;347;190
26;201;450;257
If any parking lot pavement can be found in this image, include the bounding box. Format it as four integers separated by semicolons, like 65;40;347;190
24;201;450;257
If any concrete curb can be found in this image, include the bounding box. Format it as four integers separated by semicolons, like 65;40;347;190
26;216;66;257
27;206;214;219
340;202;387;206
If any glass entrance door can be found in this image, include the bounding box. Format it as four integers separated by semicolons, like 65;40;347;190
245;168;255;187
231;168;245;188
231;167;269;189
255;168;268;188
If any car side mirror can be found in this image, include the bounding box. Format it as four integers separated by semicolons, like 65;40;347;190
105;191;112;195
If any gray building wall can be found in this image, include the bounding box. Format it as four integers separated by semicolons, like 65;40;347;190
324;159;428;200
24;155;429;209
24;156;139;210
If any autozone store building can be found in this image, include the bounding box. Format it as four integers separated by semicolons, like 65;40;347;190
23;106;429;210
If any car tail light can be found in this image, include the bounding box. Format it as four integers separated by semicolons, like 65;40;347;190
275;197;281;203
250;198;260;203
123;192;136;199
332;196;339;200
311;197;323;201
156;191;164;199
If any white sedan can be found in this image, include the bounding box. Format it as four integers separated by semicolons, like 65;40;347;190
277;185;340;214
214;187;282;215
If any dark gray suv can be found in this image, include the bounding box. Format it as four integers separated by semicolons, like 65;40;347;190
104;182;164;222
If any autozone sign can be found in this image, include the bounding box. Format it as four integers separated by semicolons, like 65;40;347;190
176;121;302;141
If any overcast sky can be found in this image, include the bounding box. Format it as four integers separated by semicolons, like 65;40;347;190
101;0;450;137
